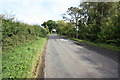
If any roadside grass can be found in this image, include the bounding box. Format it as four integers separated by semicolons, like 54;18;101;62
2;37;47;78
59;35;120;52
0;48;1;80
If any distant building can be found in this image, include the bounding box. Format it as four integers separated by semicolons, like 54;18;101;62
52;29;57;33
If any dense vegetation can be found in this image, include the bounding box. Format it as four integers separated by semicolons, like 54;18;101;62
61;2;120;46
42;2;120;49
1;15;47;53
1;14;48;78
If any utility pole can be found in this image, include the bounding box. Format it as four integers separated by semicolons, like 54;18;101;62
75;18;79;39
76;25;79;39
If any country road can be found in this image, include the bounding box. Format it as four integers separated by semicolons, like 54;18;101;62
44;34;118;78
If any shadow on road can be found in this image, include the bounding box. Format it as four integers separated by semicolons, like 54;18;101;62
50;34;119;63
73;41;119;63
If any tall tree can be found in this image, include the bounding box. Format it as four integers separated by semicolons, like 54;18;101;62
63;7;83;38
41;20;57;33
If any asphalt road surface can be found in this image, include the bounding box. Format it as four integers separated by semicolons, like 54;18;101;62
44;34;118;78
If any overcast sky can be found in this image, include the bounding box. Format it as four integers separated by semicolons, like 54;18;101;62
0;0;80;25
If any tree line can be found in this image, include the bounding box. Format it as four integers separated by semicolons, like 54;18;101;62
42;2;120;46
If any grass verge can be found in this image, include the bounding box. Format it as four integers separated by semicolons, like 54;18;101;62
59;35;120;52
2;37;47;78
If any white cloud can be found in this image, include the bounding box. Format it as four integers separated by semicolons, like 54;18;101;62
0;0;80;25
